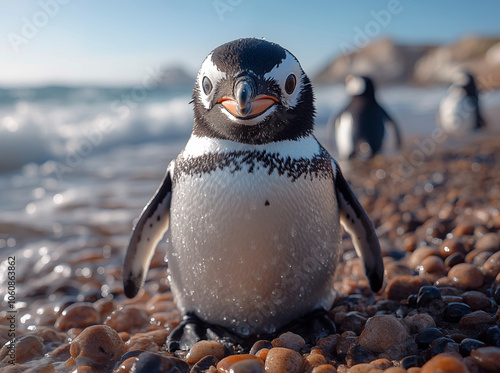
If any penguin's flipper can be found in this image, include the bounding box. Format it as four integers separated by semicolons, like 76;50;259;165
123;165;173;298
381;108;402;149
332;160;384;292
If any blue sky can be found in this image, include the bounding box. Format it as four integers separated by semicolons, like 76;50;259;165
1;0;499;86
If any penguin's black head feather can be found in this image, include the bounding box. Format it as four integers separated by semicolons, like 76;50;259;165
192;38;315;144
345;74;376;100
452;71;479;99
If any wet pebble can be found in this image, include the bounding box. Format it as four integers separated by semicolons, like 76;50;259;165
264;347;303;373
187;340;225;364
428;337;459;356
69;325;124;370
54;302;100;331
338;312;367;335
421;353;468;373
228;359;265;373
444;252;465;270
448;263;484;289
346;345;376;366
310;364;337;373
475;233;500;252
217;354;263;373
359;315;408;353
416;286;441;307
2;335;44;363
134;352;183;373
104;305;150;332
470;346;500;372
482;251;500;277
190;355;219;373
249;340;273;355
439;239;466;258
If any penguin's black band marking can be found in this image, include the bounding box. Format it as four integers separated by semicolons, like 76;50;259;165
174;147;333;182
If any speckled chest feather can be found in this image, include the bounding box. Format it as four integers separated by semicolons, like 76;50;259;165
166;134;341;336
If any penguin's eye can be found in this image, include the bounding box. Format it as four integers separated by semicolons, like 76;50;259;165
202;76;212;95
285;74;296;94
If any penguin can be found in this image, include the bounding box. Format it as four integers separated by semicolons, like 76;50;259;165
327;75;402;160
438;71;486;134
123;38;384;351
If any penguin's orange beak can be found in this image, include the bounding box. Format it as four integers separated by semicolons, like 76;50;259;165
218;95;278;118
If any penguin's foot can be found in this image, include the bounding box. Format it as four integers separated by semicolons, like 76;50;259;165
166;313;246;352
277;309;336;345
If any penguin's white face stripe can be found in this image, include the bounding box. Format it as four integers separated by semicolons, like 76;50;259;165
264;50;304;109
335;112;355;160
346;76;366;96
197;53;227;110
181;134;321;160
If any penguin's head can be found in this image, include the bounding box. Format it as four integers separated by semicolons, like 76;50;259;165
192;38;315;144
345;75;375;99
450;71;478;98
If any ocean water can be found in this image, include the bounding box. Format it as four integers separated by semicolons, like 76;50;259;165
1;83;500;303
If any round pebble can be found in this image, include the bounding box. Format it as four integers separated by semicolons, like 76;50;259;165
470;346;500;372
444;252;465;270
104;305;150;332
416;286;442;307
461;291;492;311
443;302;472;323
482;251;500;277
10;335;44;363
421;353;468;373
187;340;225;364
415;328;445;349
264;347;303;373
359;315;408;353
458;310;495;329
54;302;100;331
311;364;337;373
459;338;486;357
338;311;367;335
229;359;265;373
404;313;436;334
69;325;124;370
448;263;484;289
217;354;263;373
476;233;500;252
191;355;220;373
271;332;305;352
439;239;466;258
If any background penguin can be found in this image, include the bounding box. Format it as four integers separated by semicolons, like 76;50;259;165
327;75;402;160
122;38;384;352
438;71;486;133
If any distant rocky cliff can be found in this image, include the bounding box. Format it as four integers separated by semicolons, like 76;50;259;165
313;37;500;90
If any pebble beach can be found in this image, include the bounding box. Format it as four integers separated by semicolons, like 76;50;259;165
1;126;500;372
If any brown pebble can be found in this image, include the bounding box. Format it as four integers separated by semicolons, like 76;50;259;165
187;340;225;364
3;335;44;363
421;353;467;373
385;276;430;300
370;358;392;369
448;263;484;289
470;346;500;372
440;239;467;258
453;223;475;236
124;329;168;352
271;332;305;352
347;363;383;372
404;313;436;334
383;368;406;373
482;251;500;278
406;368;421;373
409;247;440;270
264;347;303;373
311;364;337;373
476;233;500;252
444;252;465;270
114;356;139;372
104;305;150;332
384;262;412;281
458;310;495;329
317;334;339;355
228;358;265;372
254;348;269;361
69;325;124;370
359;315;408;353
305;352;327;368
462;291;492;311
55;302;100;331
418;255;446;278
217;354;263;373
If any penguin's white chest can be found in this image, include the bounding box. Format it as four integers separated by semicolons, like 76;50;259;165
439;93;476;133
166;136;341;336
